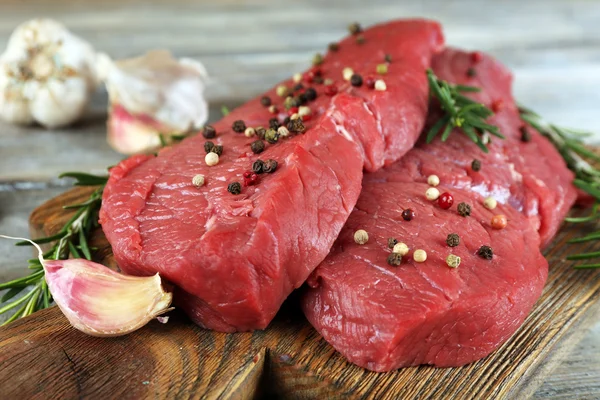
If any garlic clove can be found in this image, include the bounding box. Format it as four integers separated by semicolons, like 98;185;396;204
98;50;209;154
44;259;173;337
0;235;173;337
30;78;91;128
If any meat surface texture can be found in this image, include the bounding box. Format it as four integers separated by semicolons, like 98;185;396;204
100;20;444;332
302;48;578;371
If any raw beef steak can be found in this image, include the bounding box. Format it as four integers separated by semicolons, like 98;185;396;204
100;20;444;332
302;49;577;371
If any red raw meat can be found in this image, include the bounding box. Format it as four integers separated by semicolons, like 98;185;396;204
302;49;577;371
100;20;444;332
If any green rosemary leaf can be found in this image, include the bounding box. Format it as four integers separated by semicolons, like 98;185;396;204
42;280;50;309
566;251;600;260
574;180;600;201
0;287;37;314
78;228;92;260
15;232;64;246
454;84;481;93
426;116;449;143
59;172;108;186
440;123;454;142
221;105;231;116
2;303;27;326
1;287;24;303
0;270;44;290
68;241;82;259
158;133;168;147
568;232;600;243
574;264;600;269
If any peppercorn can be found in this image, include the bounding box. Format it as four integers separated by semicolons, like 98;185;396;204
425;187;440;201
402;209;415;221
244;127;256;138
255;127;266;139
393;242;409;256
312;53;323;66
192;174;205;187
374;80;387;91
287;118;306;133
457;202;472;217
471;159;481;171
265;128;279;144
293;73;302;83
484;197;497;210
289;97;301;108
427;174;440;187
477;245;493;260
202;125;216;139
350;74;363;87
211;145;223;156
446;254;461;268
228;182;242;195
446;233;460;247
491;214;508;230
260;96;272;107
269;118;280;130
298;93;308;105
520;126;531;143
305;88;317;101
263;159;278;173
243;171;260;187
384;54;392;63
294;83;304;91
252;159;265;174
277;126;290;138
204;141;215;154
328;42;340;52
342;67;354;81
354;229;369;244
232;120;246;133
387;237;398;248
387;253;402;267
250;140;265;154
356;35;366;44
348;22;362;35
413;249;427;263
276;85;289;97
376;63;388;75
268;105;278;114
283;116;291;126
205;152;219;166
467;68;476;77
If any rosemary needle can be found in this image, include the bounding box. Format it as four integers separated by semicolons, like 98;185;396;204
426;69;504;152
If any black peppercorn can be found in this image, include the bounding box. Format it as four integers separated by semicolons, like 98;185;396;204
294;83;304;92
287;118;306;133
232;120;246;133
401;209;415;221
263;159;278;173
255;128;266;140
250;140;265;154
283;116;291;126
211;145;223;156
269;118;280;130
384;54;392;63
520;126;531;143
446;233;460;247
328;42;340;52
387;237;398;249
202;125;216;139
305;88;317;101
228;182;242;195
252;159;265;174
298;93;308;105
260;96;272;107
477;245;494;260
265;128;279;144
457;202;472;217
387;253;402;267
350;74;363;87
289;97;301;108
204;141;215;154
471;159;481;172
467;67;477;77
348;22;362;35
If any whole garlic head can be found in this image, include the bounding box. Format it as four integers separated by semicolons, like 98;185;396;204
98;50;209;155
0;19;98;128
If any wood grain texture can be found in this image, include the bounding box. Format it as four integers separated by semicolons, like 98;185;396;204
0;187;598;399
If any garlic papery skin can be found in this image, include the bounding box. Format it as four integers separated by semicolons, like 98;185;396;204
0;235;172;337
45;259;173;337
0;19;98;128
97;50;209;155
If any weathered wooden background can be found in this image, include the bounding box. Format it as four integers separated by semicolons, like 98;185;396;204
0;0;598;398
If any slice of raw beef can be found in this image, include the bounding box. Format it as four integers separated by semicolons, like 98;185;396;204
100;20;444;332
302;49;577;371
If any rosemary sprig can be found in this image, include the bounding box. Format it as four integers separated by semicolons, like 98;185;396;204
426;69;505;152
0;173;108;324
519;106;600;269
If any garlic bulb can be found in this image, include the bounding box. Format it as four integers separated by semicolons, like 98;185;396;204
0;235;173;337
0;19;98;128
97;50;209;154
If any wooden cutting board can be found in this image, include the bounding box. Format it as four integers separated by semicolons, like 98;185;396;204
0;186;599;400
